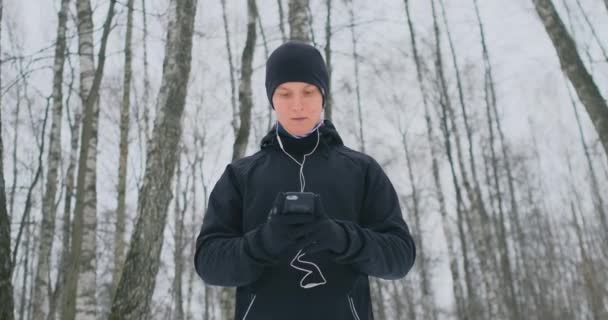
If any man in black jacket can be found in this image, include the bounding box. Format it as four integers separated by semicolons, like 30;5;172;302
194;40;416;320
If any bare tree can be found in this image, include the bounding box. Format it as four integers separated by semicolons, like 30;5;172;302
323;0;333;121
32;0;70;319
532;0;608;160
220;0;238;144
61;0;117;318
49;55;79;320
108;0;198;317
141;0;151;143
232;0;258;160
277;0;287;41
289;0;310;41
172;154;186;320
0;1;15;318
111;0;134;297
347;0;365;153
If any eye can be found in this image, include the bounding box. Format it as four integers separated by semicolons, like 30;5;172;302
304;90;314;95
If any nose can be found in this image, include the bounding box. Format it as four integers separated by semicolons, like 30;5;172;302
290;95;304;112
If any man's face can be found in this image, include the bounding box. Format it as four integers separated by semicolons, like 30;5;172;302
272;82;323;136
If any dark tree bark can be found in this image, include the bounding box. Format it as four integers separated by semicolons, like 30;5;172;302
323;0;333;121
348;0;365;153
232;0;258;160
220;0;238;142
111;0;134;298
533;0;608;159
0;1;15;318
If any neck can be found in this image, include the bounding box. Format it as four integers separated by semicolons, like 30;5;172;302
277;120;323;139
275;121;322;161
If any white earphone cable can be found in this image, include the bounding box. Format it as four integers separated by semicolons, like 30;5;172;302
275;122;326;289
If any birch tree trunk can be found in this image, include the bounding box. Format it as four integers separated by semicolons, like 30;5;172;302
49;60;79;320
111;0;134;297
0;1;15;317
141;0;151;145
173;155;185;320
75;0;98;316
32;0;70;319
109;0;197;317
532;0;608;160
289;0;310;41
61;0;117;319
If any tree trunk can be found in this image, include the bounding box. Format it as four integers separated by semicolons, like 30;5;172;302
61;0;117;319
220;0;238;142
0;1;15;317
17;212;32;320
288;0;310;41
111;0;134;298
532;0;608;159
277;0;287;41
32;0;70;319
49;59;80;320
108;0;197;317
323;0;333;121
141;0;151;144
348;0;365;153
232;0;257;161
173;155;185;320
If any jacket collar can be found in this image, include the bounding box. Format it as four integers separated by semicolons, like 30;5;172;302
260;119;344;158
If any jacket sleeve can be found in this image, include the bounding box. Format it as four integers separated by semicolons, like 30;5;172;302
332;158;416;280
194;164;273;287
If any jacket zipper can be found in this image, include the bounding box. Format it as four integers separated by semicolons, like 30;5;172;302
347;295;361;320
242;294;256;320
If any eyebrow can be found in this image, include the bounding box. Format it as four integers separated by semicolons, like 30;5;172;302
276;85;315;91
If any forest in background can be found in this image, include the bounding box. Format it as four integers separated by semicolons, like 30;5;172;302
0;0;607;319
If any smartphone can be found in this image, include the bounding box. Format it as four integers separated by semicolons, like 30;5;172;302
282;192;315;215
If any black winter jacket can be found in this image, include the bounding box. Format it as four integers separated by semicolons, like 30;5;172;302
194;120;416;320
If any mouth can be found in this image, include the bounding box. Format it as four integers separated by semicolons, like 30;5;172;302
292;117;307;121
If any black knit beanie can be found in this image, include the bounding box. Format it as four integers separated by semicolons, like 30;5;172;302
265;40;329;109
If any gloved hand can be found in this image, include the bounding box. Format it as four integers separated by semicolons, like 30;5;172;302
290;194;348;255
258;192;317;258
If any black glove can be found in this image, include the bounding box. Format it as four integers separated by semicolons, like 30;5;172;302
257;192;316;258
290;194;348;255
